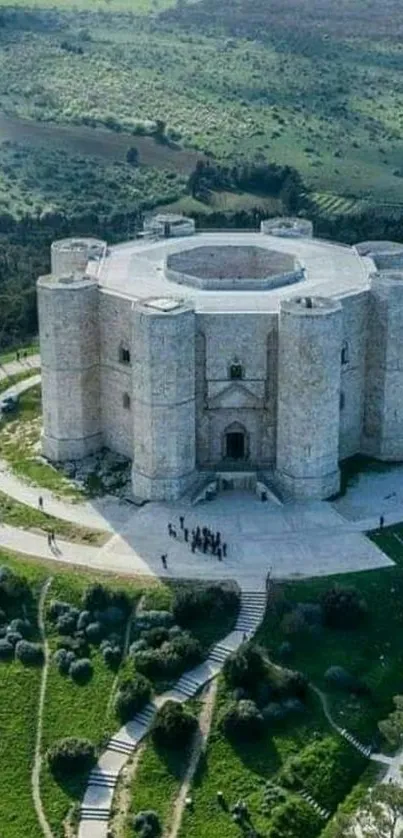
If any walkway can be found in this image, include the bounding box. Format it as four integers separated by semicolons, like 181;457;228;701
0;374;41;401
78;588;267;838
32;577;54;838
0;354;40;382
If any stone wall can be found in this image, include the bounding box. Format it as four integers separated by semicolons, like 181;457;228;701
339;291;367;460
99;291;133;458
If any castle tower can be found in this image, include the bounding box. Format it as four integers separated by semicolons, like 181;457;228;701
37;270;102;461
275;296;342;500
51;238;106;278
362;271;403;460
131;298;196;501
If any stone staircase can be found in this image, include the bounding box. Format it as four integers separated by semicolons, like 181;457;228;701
78;587;268;837
299;789;331;820
338;726;372;758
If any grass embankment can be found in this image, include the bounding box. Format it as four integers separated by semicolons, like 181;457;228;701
0;490;108;545
0;369;40;394
0;385;84;499
0;342;39;366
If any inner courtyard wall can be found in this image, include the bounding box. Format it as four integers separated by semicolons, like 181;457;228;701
338;292;368;460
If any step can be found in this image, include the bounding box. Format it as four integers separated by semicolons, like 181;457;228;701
90;769;119;780
80;807;110;820
209;649;230;663
108;738;135;755
177;675;203;690
174;684;196;698
88;777;116;788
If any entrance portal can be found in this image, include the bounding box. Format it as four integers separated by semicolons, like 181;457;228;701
226;431;245;460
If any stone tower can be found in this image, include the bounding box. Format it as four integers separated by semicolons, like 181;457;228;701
131;298;197;501
275;296;342;499
37;239;105;461
363;271;403;460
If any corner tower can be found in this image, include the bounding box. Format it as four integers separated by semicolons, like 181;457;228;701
275;296;342;500
37;240;104;461
131;298;196;501
362;271;403;460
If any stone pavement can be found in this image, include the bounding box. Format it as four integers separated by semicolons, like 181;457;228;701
0;491;393;587
0;353;40;382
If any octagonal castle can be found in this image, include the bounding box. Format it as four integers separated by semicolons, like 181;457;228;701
37;219;403;501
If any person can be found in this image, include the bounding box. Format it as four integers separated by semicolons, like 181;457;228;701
38;495;44;511
16;350;20;362
179;515;184;530
171;527;177;539
161;554;167;569
222;542;227;558
51;530;56;545
217;546;222;561
47;532;52;547
380;514;385;530
191;539;196;554
23;350;28;360
184;527;189;543
168;523;172;536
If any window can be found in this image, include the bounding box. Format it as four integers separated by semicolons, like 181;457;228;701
229;362;243;380
341;341;349;366
119;346;131;365
123;392;131;410
340;392;345;411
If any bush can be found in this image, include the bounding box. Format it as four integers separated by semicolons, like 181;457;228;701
69;657;93;684
56;634;88;655
48;600;71;621
47;737;96;778
133;810;161;837
56;612;77;636
220;699;264;741
262;702;287;722
0;608;6;624
269;796;321;838
152;700;197;749
0;638;14;660
102;644;121;669
325;666;357;692
321;585;367;630
223;644;266;691
15;640;44;666
54;648;76;674
82;583;110;612
129;639;148;656
134;611;174;632
77;610;91;631
85;621;104;644
173;584;239;627
278;641;293;661
142;626;170;648
114;674;151;722
101;605;126;627
0;566;29;606
8;617;32;638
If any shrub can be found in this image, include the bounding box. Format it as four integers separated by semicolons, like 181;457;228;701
102;644;121;669
262;702;287;722
0;608;6;624
56;634;88;655
134;611;174;632
220;699;264;741
223;644;266;691
15;640;44;666
101;605;126;627
269;796;321;838
8;617;32;638
47;737;96;778
77;610;91;631
6;630;23;647
0;566;29;606
54;648;76;674
85;621;104;644
114;674;151;722
69;657;93;684
173;584;239;627
283;698;305;714
82;583;109;612
142;626;170;648
297;602;323;625
152;700;197;749
278;641;293;660
281;609;308;636
129;639;148;656
56;612;77;636
321;585;367;630
133;810;161;837
0;638;14;660
325;666;358;692
48;600;71;621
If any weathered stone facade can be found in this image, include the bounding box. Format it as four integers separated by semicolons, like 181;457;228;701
37;222;403;501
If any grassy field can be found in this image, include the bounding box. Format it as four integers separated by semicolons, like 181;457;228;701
0;341;39;366
0;489;108;545
0;1;403;204
0;368;40;394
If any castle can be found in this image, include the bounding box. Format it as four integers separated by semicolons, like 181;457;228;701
37;215;403;502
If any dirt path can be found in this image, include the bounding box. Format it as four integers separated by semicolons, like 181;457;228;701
167;679;218;838
109;743;146;838
31;576;54;838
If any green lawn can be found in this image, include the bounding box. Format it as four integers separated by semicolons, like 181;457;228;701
0;489;108;545
0;342;39;366
0;369;40;394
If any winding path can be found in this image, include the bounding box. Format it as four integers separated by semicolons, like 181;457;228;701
32;576;54;838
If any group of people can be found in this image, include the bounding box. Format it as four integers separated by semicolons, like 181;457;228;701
161;515;228;568
15;350;30;362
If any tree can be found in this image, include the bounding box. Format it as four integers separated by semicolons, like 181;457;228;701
336;783;403;838
151;700;197;748
321;584;367;629
379;696;403;748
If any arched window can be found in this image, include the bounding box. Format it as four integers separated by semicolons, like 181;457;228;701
123;392;131;410
229;362;243;381
341;341;349;366
119;345;131;365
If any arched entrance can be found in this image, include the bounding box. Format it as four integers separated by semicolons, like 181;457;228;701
223;422;248;462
